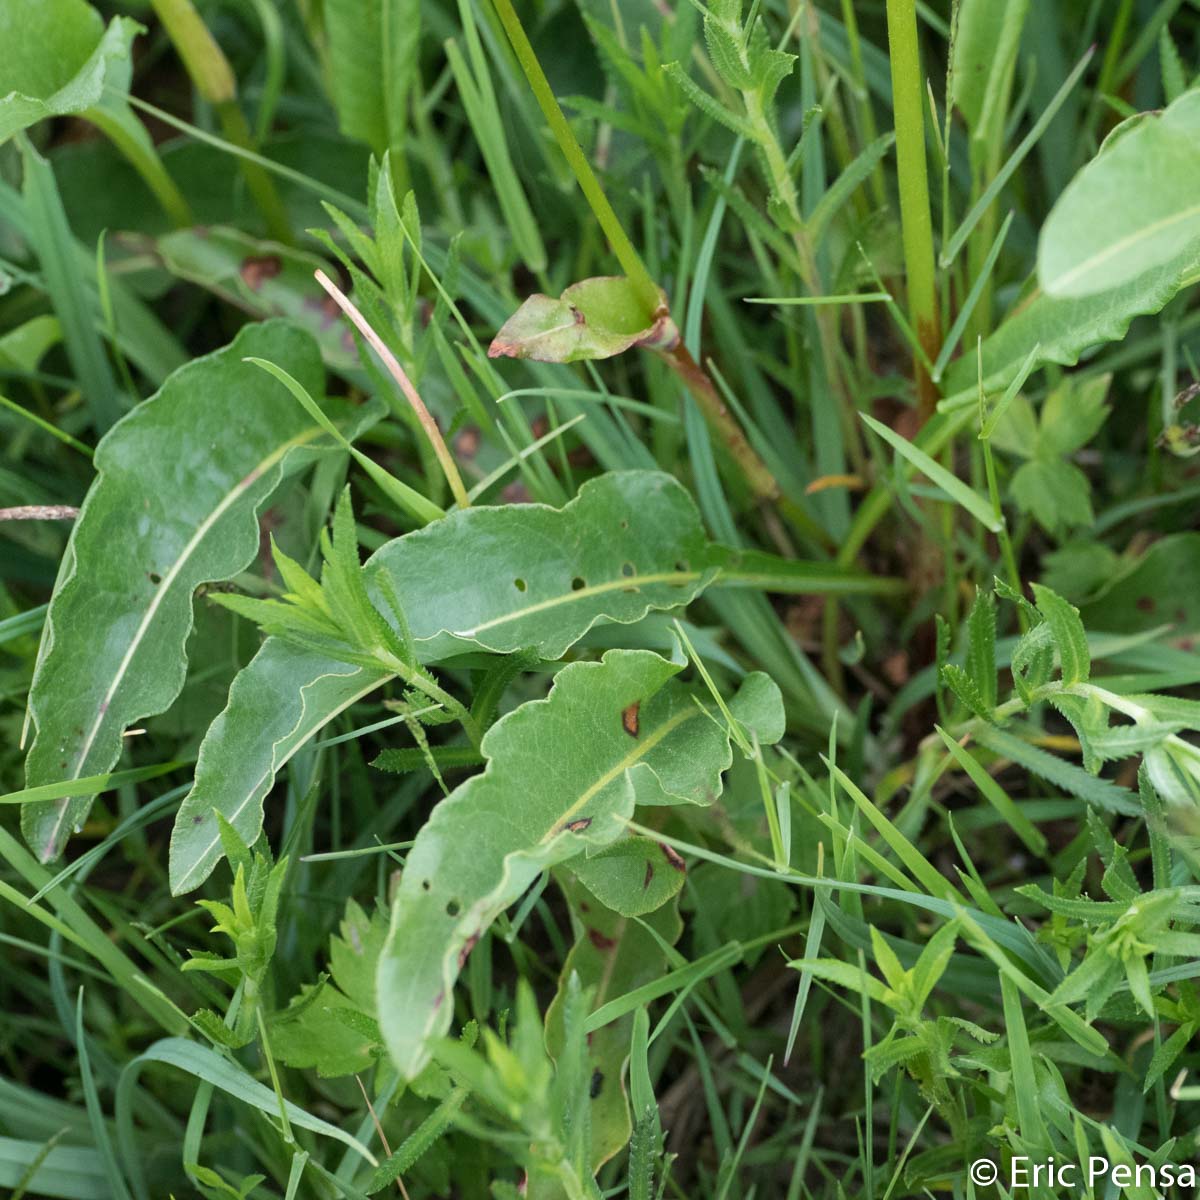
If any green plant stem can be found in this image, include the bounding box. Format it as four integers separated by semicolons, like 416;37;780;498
885;0;941;419
150;0;292;244
487;0;660;320
487;0;804;534
85;107;193;228
661;341;779;504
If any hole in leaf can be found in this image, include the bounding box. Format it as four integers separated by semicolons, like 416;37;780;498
514;577;527;592
446;899;461;917
619;519;629;530
421;880;431;892
571;576;586;591
675;560;689;572
148;572;162;585
621;562;635;577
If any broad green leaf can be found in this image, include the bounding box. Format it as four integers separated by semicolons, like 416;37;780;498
942;252;1200;403
0;2;136;142
568;836;687;917
1039;92;1200;297
861;412;1001;531
376;649;781;1078
543;880;681;1175
169;471;714;893
1078;533;1200;635
950;0;1030;149
488;278;679;364
156;228;357;369
323;0;418;158
272;901;388;1078
23;322;366;862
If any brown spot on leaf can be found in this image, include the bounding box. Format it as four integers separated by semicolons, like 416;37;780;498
458;932;480;969
1136;596;1156;613
643;861;654;889
588;928;617;951
622;701;640;737
564;817;592;833
240;254;282;291
660;842;686;871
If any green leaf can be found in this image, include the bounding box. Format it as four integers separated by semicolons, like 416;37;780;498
323;0;418;158
1039;91;1200;297
965;588;997;712
22;322;360;863
950;0;1030;149
272;901;389;1078
943;252;1200;403
0;2;137;142
169;471;714;893
544;881;680;1172
488;277;678;364
568;837;687;918
1010;459;1094;535
1078;533;1200;635
376;649;775;1079
156;228;359;371
861;412;1001;531
972;725;1139;815
1031;583;1090;686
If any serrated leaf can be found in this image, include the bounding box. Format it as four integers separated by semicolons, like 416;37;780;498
170;471;714;893
376;649;775;1079
664;63;757;140
23;322;362;862
973;725;1139;815
272;901;389;1078
965;588;997;711
543;880;680;1174
1011;459;1094;535
1039;91;1200;297
487;277;677;364
1032;583;1090;686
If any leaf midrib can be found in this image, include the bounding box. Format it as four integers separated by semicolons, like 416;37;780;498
46;423;328;856
457;570;697;638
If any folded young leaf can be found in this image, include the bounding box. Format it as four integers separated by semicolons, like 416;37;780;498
376;648;782;1079
23;321;364;861
488;277;678;364
0;2;137;142
170;470;713;892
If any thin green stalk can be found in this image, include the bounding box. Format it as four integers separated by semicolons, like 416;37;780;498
84;106;192;227
487;0;659;319
885;0;941;418
487;0;797;525
149;0;292;243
